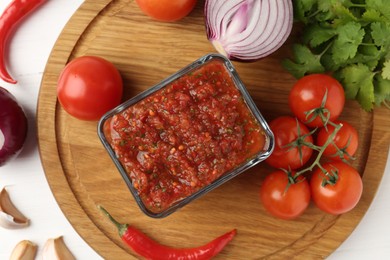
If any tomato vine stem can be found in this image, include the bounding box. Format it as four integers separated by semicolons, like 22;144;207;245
304;88;331;128
292;120;343;180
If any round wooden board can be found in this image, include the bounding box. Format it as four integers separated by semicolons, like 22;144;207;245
37;0;390;259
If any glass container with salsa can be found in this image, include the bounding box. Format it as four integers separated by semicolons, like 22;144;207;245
98;54;274;218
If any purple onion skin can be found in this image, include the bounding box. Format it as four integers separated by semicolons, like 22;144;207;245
0;87;28;167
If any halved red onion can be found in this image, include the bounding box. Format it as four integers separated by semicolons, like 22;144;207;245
205;0;293;61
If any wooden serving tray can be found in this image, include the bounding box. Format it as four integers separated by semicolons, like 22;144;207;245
37;0;390;259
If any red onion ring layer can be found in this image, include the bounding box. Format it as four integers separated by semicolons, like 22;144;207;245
205;0;293;61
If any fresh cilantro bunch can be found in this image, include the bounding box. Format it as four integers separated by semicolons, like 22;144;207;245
283;0;390;111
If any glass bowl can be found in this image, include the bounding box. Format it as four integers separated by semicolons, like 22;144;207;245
98;54;274;218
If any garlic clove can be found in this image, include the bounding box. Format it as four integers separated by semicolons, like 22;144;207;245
42;236;76;260
0;187;29;229
9;240;37;260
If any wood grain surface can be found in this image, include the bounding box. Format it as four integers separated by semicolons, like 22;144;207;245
36;0;390;259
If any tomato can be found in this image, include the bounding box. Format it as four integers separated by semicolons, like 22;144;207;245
316;121;359;161
57;56;123;121
310;162;363;215
135;0;197;22
265;116;313;170
260;170;311;220
289;74;345;128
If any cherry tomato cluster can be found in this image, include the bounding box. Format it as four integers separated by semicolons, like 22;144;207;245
260;74;363;220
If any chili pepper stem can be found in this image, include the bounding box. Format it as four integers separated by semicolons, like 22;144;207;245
98;205;128;237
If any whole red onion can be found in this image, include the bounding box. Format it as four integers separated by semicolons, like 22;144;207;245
0;87;28;166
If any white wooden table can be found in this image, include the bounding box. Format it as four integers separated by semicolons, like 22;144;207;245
1;1;389;259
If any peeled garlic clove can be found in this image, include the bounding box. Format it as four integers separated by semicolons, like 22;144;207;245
42;236;76;260
0;188;29;229
9;240;37;260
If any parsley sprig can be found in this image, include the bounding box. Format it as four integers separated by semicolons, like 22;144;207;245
283;0;390;111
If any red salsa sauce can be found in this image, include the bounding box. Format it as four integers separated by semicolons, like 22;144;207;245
104;59;265;213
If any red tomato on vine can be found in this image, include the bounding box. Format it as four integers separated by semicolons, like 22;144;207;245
310;161;363;215
289;74;345;128
260;170;311;220
316;121;359;161
265;116;314;170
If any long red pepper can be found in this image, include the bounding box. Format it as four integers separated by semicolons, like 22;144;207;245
99;206;236;260
0;0;46;84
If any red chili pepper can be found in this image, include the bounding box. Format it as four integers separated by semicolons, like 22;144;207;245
0;0;47;84
99;206;236;260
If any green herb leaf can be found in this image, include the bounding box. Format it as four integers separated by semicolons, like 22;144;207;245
375;74;390;106
302;24;337;47
324;45;381;71
282;44;325;78
382;59;390;80
331;22;365;63
366;0;390;20
332;3;358;26
317;0;336;12
317;0;356;24
339;63;375;111
371;21;390;47
293;0;318;23
362;9;385;23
